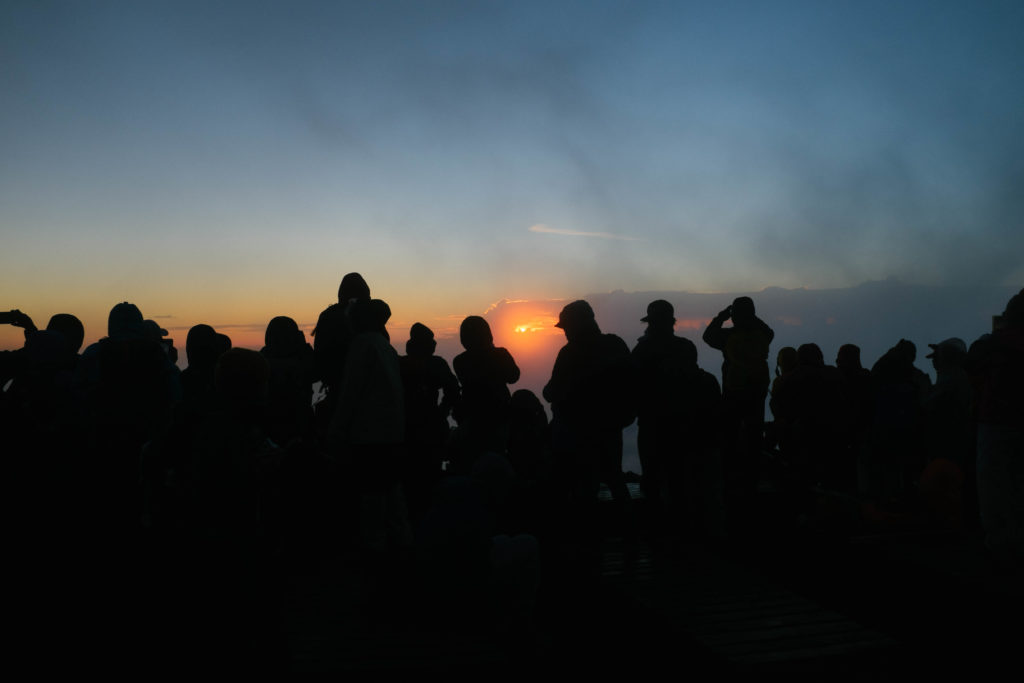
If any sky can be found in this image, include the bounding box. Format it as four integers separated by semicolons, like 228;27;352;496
3;0;1023;361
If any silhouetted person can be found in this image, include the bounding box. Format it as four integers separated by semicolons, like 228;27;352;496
1;310;83;418
261;315;315;447
974;289;1024;563
836;343;873;468
767;346;797;458
507;389;551;485
866;338;931;500
144;318;178;365
179;324;222;411
79;303;180;515
46;313;85;355
544;300;635;542
0;311;85;524
772;343;848;490
51;303;182;669
633;301;724;538
917;338;972;529
630;300;694;516
702;296;774;532
214;332;232;356
451;315;519;472
329;298;410;552
0;308;86;436
922;338;972;466
769;346;797;420
400;322;460;520
669;348;726;540
506;389;554;539
1;311;91;668
312;272;371;435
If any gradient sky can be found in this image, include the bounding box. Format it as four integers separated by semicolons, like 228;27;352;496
3;0;1023;353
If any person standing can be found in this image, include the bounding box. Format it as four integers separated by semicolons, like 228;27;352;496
544;300;635;541
631;300;692;511
702;296;774;533
451;316;519;471
633;300;723;536
974;290;1024;565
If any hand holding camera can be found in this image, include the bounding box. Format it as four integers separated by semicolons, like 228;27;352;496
0;309;37;333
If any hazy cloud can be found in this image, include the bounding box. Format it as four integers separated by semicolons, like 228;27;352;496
528;223;643;242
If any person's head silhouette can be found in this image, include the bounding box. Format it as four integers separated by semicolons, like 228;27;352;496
46;313;84;353
459;316;494;351
641;299;675;332
555;300;599;343
338;272;370;305
730;296;756;327
407;322;437;357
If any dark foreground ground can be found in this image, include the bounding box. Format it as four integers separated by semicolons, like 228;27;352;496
280;484;1021;676
16;480;1018;675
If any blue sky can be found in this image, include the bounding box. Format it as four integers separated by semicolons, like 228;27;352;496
2;0;1022;351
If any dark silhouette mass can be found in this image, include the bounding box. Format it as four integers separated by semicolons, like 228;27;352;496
544;300;635;544
702;296;774;533
451;315;520;473
3;278;1020;674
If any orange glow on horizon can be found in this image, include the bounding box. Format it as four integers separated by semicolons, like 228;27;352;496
481;303;563;360
503;317;559;353
675;318;708;330
513;321;548;334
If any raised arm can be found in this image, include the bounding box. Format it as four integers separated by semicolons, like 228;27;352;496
702;306;731;350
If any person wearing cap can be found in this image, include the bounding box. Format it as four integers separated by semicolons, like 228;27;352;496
631;301;684;504
631;304;687;499
78;301;181;406
544;300;635;538
915;337;972;528
701;296;774;530
924;337;971;426
144;318;178;364
632;300;723;535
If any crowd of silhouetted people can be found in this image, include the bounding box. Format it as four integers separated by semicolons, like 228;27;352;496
1;275;1021;669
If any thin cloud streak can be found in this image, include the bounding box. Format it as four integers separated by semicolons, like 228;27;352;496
528;224;643;242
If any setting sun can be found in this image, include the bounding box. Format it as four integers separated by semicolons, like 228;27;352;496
510;320;549;335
